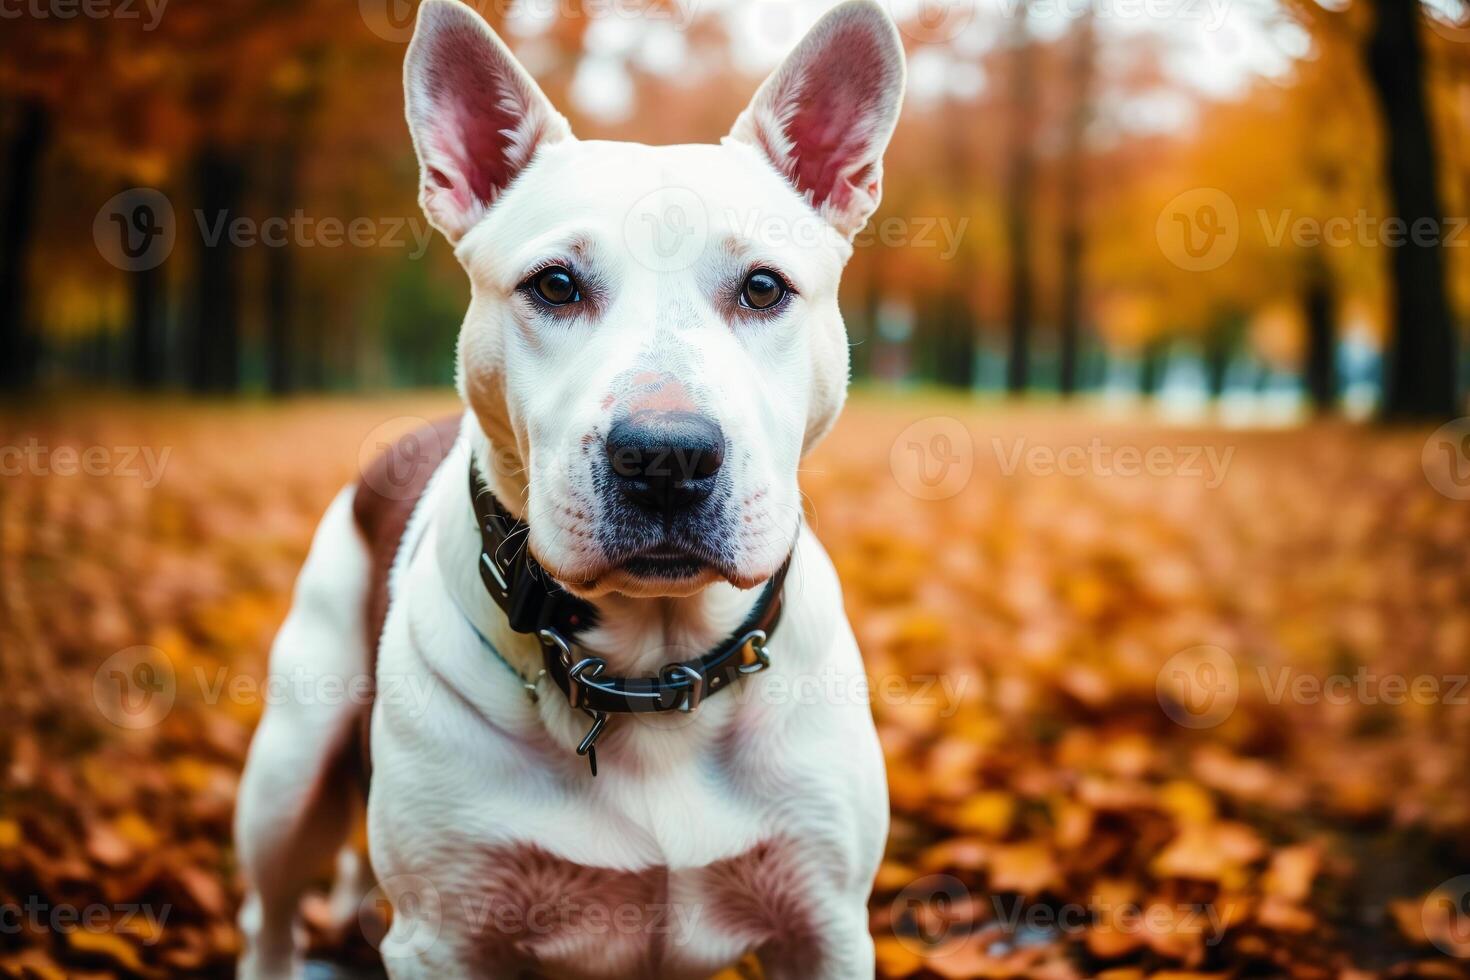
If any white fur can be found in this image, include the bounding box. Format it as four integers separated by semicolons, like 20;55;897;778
235;1;904;976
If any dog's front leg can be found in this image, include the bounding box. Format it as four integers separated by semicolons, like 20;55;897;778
375;918;477;980
758;902;875;980
373;887;524;980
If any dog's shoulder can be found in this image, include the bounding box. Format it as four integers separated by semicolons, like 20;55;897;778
353;414;464;661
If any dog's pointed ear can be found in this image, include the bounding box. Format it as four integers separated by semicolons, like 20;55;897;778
727;0;905;240
404;0;572;243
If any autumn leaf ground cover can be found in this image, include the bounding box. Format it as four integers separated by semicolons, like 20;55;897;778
2;392;1468;979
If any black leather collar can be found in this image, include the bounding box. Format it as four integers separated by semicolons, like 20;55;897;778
469;460;789;774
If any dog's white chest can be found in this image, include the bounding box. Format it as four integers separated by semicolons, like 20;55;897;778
365;545;886;979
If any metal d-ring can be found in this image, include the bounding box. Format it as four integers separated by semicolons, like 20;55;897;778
736;630;772;675
536;628;574;670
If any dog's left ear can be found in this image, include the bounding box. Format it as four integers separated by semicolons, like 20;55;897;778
727;0;906;240
404;0;573;243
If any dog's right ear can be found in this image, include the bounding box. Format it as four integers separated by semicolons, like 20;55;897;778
405;0;572;243
727;0;905;241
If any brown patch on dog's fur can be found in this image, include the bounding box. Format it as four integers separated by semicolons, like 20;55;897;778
351;414;462;779
449;838;818;976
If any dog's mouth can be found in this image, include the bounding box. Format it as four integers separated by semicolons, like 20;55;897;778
617;544;714;582
548;536;751;598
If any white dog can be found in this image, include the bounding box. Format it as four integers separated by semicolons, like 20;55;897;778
234;1;905;976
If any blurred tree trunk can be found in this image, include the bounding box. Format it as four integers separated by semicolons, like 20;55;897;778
1204;330;1231;400
190;144;245;393
1303;256;1338;413
129;261;165;388
1203;312;1244;400
262;57;321;396
1004;3;1036;396
937;88;974;388
300;285;329;390
1363;0;1458;419
263;140;300;396
1139;338;1169;397
1058;11;1095;398
932;292;975;388
0;100;50;390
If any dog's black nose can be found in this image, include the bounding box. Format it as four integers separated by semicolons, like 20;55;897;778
606;412;725;515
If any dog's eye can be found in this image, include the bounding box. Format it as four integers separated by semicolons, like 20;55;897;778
740;270;787;311
530;267;581;306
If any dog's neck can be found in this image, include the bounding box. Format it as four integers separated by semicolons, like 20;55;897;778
444;426;770;679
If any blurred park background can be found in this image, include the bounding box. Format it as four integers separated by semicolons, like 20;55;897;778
2;0;1468;416
5;0;1470;978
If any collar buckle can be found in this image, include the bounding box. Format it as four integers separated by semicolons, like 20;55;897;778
566;655;609;711
661;663;706;713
